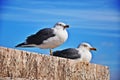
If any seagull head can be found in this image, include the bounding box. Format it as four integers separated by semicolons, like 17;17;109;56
54;22;69;30
78;42;97;51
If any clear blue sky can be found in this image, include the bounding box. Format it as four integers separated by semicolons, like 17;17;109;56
0;0;120;80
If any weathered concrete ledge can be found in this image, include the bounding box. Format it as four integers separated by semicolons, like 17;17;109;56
0;46;110;80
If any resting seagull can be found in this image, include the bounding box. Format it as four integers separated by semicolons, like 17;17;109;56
15;22;69;55
53;42;96;62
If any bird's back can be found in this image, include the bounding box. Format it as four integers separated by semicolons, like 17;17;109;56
53;48;81;59
26;28;55;44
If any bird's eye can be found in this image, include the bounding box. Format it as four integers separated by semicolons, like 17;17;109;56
59;24;62;26
83;44;87;47
58;23;63;26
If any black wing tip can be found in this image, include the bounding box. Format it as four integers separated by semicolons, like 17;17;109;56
15;43;25;47
53;51;61;56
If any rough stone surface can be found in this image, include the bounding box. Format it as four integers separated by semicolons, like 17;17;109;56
0;47;110;80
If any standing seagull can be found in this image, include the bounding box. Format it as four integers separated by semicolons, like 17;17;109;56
53;42;96;62
15;22;69;55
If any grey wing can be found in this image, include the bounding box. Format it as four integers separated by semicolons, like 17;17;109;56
26;28;55;45
53;48;81;59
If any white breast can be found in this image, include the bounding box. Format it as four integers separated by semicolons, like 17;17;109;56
78;49;92;62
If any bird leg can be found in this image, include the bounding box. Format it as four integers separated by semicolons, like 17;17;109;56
50;49;53;55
